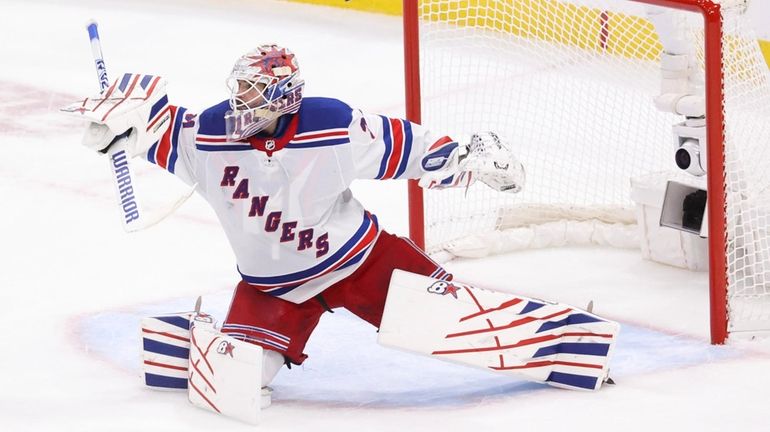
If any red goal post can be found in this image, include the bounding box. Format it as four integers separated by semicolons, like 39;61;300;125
402;0;759;344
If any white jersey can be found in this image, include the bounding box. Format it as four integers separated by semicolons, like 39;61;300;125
143;97;460;304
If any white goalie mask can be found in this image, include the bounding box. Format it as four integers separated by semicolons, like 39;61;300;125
225;44;304;140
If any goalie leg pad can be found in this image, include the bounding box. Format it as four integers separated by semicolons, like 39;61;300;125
378;270;620;391
141;312;196;391
188;318;264;425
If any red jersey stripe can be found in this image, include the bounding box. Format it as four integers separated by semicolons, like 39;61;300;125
196;136;228;143
384;119;404;179
155;106;178;169
291;130;348;142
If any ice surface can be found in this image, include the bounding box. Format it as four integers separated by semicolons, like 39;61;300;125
2;0;770;431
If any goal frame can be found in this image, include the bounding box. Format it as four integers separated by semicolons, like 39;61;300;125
403;0;729;344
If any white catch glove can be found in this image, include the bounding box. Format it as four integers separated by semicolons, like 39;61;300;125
419;132;525;193
60;73;172;157
461;132;525;193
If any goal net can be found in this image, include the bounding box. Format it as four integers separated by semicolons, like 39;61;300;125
405;0;770;342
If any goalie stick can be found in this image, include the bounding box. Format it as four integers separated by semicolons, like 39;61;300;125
84;21;196;232
86;20;145;232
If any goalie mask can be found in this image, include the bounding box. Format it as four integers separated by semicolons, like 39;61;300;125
225;44;304;140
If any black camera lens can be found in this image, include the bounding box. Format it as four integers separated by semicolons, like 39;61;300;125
675;148;691;169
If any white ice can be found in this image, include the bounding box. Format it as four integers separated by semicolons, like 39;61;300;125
2;0;770;431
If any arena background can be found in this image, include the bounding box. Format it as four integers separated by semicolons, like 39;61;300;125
287;0;770;66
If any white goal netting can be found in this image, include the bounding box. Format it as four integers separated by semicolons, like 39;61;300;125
415;0;770;335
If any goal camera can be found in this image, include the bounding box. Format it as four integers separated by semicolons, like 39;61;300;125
672;121;707;177
675;139;706;176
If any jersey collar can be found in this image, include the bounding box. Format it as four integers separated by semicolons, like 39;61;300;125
247;113;300;157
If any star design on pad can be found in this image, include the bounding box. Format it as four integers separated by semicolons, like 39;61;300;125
444;283;459;299
223;341;235;357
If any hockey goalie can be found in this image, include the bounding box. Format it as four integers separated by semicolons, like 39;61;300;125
63;43;619;424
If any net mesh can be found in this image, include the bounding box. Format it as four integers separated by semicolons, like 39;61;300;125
416;0;770;334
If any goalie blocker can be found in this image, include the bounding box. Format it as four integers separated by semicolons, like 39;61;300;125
378;270;619;391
